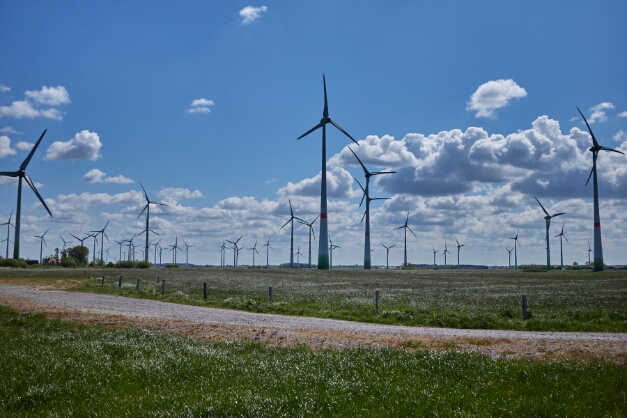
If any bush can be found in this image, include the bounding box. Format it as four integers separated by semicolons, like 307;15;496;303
137;261;151;269
116;261;136;269
106;262;115;268
0;258;28;268
62;257;77;268
165;263;179;268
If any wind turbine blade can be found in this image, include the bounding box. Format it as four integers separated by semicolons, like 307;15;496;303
348;147;368;175
600;146;625;155
0;171;19;177
361;210;366;223
312;226;316;241
279;219;291;230
406;225;417;237
323;74;328;118
20;129;47;170
585;166;594;186
371;171;397;175
552;212;566;217
393;226;404;230
370;197;389;201
390;245;395;249
297;122;323;140
24;175;52;217
563;235;569;243
311;215;320;225
576;107;599;147
138;203;149;219
235;235;243;244
329;119;359;145
289;199;294;217
534;197;549;216
354;177;365;192
140;182;149;202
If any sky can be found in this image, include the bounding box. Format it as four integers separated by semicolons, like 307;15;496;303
1;1;626;267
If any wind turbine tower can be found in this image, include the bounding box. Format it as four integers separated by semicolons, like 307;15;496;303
279;200;303;268
587;242;593;267
0;130;52;259
508;230;521;270
577;107;625;271
506;248;513;269
328;236;340;269
455;238;465;268
1;211;14;259
443;243;450;267
33;229;48;265
298;216;319;269
380;243;395;269
138;183;166;263
248;240;259;267
183;240;194;267
90;221;110;264
554;223;569;270
394;212;416;267
262;238;273;267
535;197;565;271
297;75;359;269
432;248;438;266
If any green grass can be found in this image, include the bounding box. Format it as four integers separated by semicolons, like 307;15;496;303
2;267;627;332
1;305;625;417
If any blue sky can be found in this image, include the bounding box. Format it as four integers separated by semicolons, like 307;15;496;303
1;1;626;266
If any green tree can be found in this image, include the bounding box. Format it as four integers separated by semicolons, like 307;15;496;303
67;245;89;266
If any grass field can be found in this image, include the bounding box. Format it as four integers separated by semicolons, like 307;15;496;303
1;267;626;332
1;305;626;417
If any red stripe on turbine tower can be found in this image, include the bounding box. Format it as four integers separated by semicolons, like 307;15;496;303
594;222;600;227
365;232;370;236
320;213;327;219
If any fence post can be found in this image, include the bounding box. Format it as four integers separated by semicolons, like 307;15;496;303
157;276;160;283
118;276;122;288
161;280;165;295
136;279;140;291
203;282;208;300
375;290;380;315
522;295;528;321
101;276;105;288
269;286;273;303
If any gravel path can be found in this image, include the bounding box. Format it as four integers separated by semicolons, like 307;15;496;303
1;284;625;343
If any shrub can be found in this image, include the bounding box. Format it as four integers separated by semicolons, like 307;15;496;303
0;258;28;268
165;263;179;268
137;261;151;269
116;260;136;269
61;257;77;268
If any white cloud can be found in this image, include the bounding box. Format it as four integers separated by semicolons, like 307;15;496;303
0;135;17;158
45;130;102;161
156;187;203;200
239;5;267;24
83;169;107;183
618;111;627;118
466;79;527;118
83;168;133;184
0;84;10;93
588;102;614;124
265;178;276;184
187;98;214;114
278;167;358;199
614;130;627;142
15;141;33;151
24;86;70;106
0;126;19;134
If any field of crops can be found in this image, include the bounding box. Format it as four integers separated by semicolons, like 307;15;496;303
1;306;625;417
2;267;626;332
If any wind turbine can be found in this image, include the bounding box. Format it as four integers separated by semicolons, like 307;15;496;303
114;239;126;262
0;130;52;259
183;240;194;267
535;197;565;271
394;212;416;267
90;221;110;264
443;243;450;267
432;248;439;266
380;243;395;269
152;240;161;265
70;233;91;249
279;199;303;268
506;248;513;269
248;240;260;267
577;107;625;271
218;240;226;267
455;238;465;268
297;216;319;269
168;237;182;264
90;233;99;264
1;211;14;259
328;236;340;269
226;236;243;267
60;236;69;252
261;238;274;267
587;242;593;267
104;247;110;263
33;229;48;265
297;75;359;269
138;183;167;263
554;223;569;270
157;242;163;266
295;246;303;268
348;147;395;269
508;230;521;270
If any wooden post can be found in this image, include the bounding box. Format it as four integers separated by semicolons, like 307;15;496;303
522;295;528;321
118;276;122;288
161;280;165;295
157;276;160;283
375;290;380;314
136;279;140;290
101;276;105;288
269;286;273;303
203;282;208;300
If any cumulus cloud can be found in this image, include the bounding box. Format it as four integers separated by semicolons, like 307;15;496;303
156;187;203;200
187;98;214;114
0;135;17;158
588;102;614;124
0;85;70;120
15;141;33;151
0;127;18;134
466;79;527;118
617;111;627;118
83;168;133;184
0;84;10;93
45;130;102;161
239;5;267;24
278;167;358;199
614;130;627;142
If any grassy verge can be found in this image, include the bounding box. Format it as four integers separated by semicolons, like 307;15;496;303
1;305;626;417
1;268;627;332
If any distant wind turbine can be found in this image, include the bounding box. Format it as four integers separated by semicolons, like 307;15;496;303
432;248;438;266
455;238;465;268
506;248;513;269
577;107;625;271
168;236;182;264
587;242;593;267
152;240;161;265
33;229;48;265
262;238;273;267
554;223;569;270
248;240;259;267
0;130;52;259
380;244;395;269
1;211;14;259
394;212;416;267
443;243;450;267
226;236;243;267
183;240;194;267
328;236;340;269
279;199;303;268
508;230;521;270
297;216;319;269
138;183;167;263
90;221;110;264
535;197;565;271
348;147;395;269
295;246;303;268
60;236;69;252
70;233;91;249
297;75;359;269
